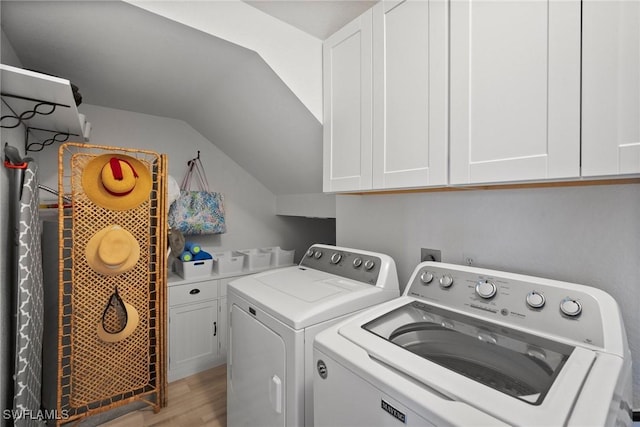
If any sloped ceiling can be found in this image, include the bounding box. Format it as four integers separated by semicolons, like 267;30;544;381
244;1;376;40
1;1;328;195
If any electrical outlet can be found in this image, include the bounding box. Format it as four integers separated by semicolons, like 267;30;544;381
421;248;441;262
462;252;476;266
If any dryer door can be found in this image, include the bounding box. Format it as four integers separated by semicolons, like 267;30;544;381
228;304;286;427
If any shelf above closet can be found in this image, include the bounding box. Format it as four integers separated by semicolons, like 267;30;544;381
1;64;91;152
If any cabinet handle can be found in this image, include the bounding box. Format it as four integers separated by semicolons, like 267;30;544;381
213;321;217;336
189;288;200;295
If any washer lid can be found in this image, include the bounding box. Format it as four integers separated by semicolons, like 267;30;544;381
335;297;599;426
363;301;573;405
228;266;398;329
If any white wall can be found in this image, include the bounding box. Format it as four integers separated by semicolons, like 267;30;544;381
125;0;323;123
32;103;331;258
336;184;640;409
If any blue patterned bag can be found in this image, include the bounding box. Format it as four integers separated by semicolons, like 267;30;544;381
168;158;226;235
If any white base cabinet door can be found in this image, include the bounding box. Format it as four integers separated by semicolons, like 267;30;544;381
582;0;640;177
168;300;219;382
323;9;373;192
372;0;448;189
450;0;581;185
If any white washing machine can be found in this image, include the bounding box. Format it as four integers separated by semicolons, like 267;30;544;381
227;244;399;427
314;262;633;427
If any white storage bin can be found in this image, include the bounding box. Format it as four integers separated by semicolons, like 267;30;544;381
260;246;295;267
236;249;272;271
213;251;245;275
175;258;213;279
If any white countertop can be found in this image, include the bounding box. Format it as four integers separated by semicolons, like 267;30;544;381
167;264;295;286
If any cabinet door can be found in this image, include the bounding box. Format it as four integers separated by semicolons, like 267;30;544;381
450;0;580;184
582;1;640;176
323;9;373;192
372;0;448;189
169;300;218;376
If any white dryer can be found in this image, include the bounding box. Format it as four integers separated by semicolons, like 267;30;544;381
314;262;633;426
227;244;399;427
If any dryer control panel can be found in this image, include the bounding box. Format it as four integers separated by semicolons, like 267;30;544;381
301;245;383;286
404;262;617;350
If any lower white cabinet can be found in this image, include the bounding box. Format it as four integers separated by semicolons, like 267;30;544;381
168;279;221;382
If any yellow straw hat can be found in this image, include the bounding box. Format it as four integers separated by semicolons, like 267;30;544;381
82;153;151;210
86;225;140;275
96;287;139;343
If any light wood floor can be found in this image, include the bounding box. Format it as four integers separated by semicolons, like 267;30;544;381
102;365;227;427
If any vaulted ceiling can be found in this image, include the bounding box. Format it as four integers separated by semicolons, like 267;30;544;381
0;1;375;195
245;0;376;39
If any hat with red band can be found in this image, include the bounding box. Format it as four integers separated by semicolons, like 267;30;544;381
82;153;151;210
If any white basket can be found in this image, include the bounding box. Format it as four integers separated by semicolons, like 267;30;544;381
175;258;213;279
236;249;272;271
213;251;245;275
260;246;295;267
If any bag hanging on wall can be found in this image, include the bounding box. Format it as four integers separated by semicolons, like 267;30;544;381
168;156;227;235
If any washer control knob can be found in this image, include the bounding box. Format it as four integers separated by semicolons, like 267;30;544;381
560;297;582;317
306;248;315;257
475;280;497;299
314;250;323;259
330;253;342;264
420;271;434;284
526;291;546;309
352;257;363;268
363;259;376;271
439;274;454;288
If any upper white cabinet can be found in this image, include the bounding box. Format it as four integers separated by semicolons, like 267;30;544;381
323;9;373;192
323;0;638;192
372;0;448;189
582;1;640;177
449;0;581;185
323;0;448;192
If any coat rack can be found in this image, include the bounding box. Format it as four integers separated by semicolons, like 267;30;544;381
2;93;80;152
0;64;89;153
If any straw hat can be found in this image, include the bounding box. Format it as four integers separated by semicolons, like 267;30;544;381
96;288;139;343
82;154;151;210
86;225;140;275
